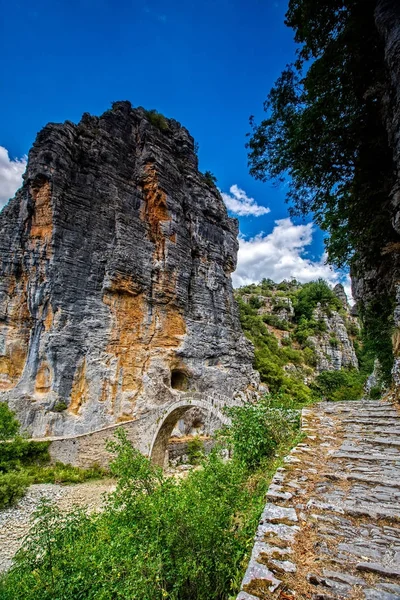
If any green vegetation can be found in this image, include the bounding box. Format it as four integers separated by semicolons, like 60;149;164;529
186;436;205;465
294;280;342;321
234;277;379;403
236;283;327;406
204;170;218;187
247;0;393;270
0;397;301;600
312;369;364;402
219;394;300;469
0;472;30;509
53;401;68;412
358;295;394;384
0;403;107;508
237;295;313;405
247;0;396;384
144;108;169;131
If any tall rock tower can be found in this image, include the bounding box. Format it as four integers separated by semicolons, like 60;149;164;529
0;102;258;437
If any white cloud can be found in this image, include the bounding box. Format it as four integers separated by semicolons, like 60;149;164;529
232;217;347;292
0;146;27;209
221;184;270;217
342;274;354;305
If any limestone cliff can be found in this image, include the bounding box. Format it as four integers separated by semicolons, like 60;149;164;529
0;102;258;437
374;0;400;390
237;280;359;389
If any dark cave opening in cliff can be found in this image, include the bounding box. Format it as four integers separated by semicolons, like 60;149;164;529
170;369;189;391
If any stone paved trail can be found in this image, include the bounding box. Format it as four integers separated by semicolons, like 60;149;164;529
237;400;400;600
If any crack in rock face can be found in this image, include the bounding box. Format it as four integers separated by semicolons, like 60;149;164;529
0;102;259;438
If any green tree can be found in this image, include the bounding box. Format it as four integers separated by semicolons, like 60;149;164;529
294;279;341;321
247;0;395;269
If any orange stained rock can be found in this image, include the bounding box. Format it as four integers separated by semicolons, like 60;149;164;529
141;164;171;262
0;342;28;390
69;358;89;415
0;179;55;393
103;275;186;404
44;304;54;331
35;360;52;394
29;178;53;243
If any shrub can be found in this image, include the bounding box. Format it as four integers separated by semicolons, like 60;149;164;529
204;170;217;187
221;395;300;469
0;472;29;509
53;401;67;412
369;385;381;400
187;436;204;465
144;108;169;131
0;402;19;441
329;336;339;348
312;369;364;401
294;279;342;321
249;295;263;309
303;346;317;367
26;462;108;484
280;346;303;365
263;314;290;330
0;438;50;473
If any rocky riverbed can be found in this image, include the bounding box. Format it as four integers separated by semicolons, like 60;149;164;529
0;479;116;573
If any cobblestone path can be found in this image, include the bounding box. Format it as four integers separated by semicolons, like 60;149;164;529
237;400;400;600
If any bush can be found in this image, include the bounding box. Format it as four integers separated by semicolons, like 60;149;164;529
187;437;204;465
0;438;50;473
369;385;381;400
221;395;300;469
263;314;290;330
0;472;29;509
0;403;19;441
280;346;303;365
294;279;342;321
249;295;263;309
0;425;300;600
303;346;317;367
329;336;339;348
53;401;67;412
312;369;364;401
26;462;107;485
144;108;169;131
204;170;217;187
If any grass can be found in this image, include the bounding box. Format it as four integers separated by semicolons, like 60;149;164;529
0;399;303;600
24;462;109;485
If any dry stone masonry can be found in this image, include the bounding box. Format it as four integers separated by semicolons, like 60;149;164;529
0;102;258;439
237;399;400;599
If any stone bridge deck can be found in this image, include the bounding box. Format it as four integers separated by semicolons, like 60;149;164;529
237;400;400;600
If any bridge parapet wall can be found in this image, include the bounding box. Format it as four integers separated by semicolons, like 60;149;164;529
40;392;241;468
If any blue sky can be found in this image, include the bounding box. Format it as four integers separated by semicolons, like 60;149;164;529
0;0;349;293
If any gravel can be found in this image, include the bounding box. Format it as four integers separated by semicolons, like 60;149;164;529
0;479;115;573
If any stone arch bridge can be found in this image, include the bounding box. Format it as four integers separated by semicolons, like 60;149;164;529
41;391;242;468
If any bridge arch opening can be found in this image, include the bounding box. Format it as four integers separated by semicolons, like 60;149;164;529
149;399;228;468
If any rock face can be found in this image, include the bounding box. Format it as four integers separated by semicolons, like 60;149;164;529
0;102;258;437
308;305;359;373
374;1;400;390
241;289;359;374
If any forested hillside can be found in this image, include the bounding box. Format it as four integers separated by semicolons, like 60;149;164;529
235;278;380;405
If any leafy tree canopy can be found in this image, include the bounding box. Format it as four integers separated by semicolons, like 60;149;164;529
294;278;342;320
247;0;395;268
